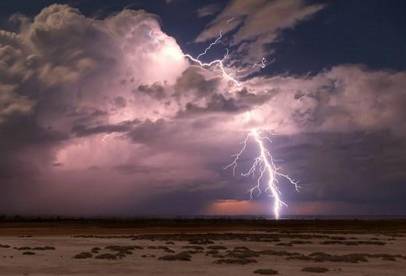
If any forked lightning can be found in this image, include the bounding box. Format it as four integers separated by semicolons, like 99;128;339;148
183;33;298;219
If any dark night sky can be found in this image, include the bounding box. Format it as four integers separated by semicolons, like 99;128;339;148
0;0;405;217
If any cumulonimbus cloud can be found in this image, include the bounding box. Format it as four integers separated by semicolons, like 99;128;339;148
1;4;406;216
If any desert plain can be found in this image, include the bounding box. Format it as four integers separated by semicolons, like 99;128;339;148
0;219;405;275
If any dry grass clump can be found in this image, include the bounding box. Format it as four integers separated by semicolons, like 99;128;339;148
105;245;135;253
182;245;204;250
32;246;55;250
188;238;214;245
104;245;144;259
106;245;142;251
226;247;259;259
381;256;396;261
207;245;227;250
181;245;204;254
209;247;260;264
14;246;55;251
214;258;257;265
91;247;100;253
302;267;329;273
356;240;386;245
73;252;93;259
285;251;405;263
368;253;405;261
301;252;368;263
73;245;141;260
206;249;225;258
95;253;118;260
206;249;219;255
22;251;35;255
209;248;305;262
14;246;31;251
320;240;385;246
258;249;303;258
158;251;191;261
253;268;278;275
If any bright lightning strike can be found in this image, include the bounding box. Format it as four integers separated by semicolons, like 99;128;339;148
184;33;241;87
183;33;298;219
225;129;299;219
196;32;223;60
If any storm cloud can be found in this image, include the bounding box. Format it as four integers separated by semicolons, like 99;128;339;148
0;3;405;216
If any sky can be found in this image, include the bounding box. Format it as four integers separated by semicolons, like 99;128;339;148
0;0;405;218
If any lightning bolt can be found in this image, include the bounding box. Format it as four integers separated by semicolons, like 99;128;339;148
225;129;299;219
182;33;298;219
196;31;223;60
183;33;241;87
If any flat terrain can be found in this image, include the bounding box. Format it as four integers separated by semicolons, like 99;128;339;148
0;219;405;275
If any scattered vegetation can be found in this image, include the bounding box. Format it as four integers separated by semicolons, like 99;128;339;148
320;240;386;246
381;256;396;261
32;246;55;250
73;252;93;259
106;245;134;254
313;252;368;263
214;258;257;265
14;246;55;251
95;253;118;260
226;247;259;259
206;249;219;256
253;268;278;275
188;238;214;245
22;251;35;255
302;267;329;273
14;247;31;251
207;245;227;250
158;251;192;261
182;245;204;250
91;247;100;253
104;245;143;259
258;249;302;258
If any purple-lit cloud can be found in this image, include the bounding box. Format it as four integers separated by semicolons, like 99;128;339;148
1;3;406;216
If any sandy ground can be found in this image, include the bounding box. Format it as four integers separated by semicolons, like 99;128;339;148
0;221;405;275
